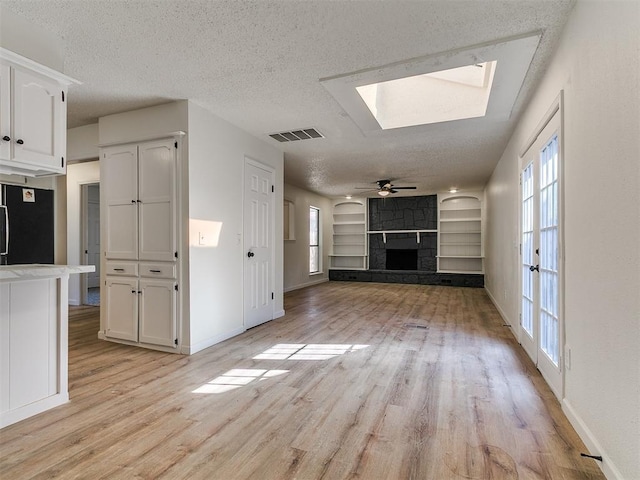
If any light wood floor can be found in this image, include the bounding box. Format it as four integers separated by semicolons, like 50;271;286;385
1;282;604;480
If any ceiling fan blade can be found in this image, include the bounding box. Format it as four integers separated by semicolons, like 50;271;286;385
392;186;417;190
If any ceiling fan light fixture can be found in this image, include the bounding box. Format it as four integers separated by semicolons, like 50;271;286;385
378;190;390;197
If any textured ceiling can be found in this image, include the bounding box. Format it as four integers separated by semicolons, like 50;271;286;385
1;0;575;198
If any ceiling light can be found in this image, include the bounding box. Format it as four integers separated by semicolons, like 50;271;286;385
378;190;390;197
345;195;352;199
449;188;458;193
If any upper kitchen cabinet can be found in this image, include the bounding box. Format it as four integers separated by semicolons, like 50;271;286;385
101;138;177;262
0;48;80;177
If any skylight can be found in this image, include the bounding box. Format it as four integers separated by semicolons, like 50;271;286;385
319;33;541;136
355;61;496;130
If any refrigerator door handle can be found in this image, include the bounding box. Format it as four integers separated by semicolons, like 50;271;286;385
0;205;7;255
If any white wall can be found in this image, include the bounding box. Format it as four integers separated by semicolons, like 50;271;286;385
68;124;99;163
283;183;332;292
65;161;100;305
485;2;640;479
186;101;284;353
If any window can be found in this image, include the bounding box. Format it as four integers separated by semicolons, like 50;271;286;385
309;206;320;273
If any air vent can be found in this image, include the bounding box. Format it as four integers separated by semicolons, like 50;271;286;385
269;128;324;143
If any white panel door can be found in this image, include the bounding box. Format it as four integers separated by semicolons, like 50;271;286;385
102;145;138;260
138;139;176;262
11;68;64;170
244;160;274;329
139;278;176;348
105;277;139;342
520;110;563;399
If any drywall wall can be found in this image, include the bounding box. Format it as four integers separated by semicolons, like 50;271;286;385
65;161;100;305
186;101;284;353
485;2;640;479
68;124;99;163
283;183;332;292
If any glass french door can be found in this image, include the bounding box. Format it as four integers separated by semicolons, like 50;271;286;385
520;110;563;399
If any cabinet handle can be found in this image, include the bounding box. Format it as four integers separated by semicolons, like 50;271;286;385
1;136;9;142
150;269;161;273
113;268;125;272
16;139;24;145
131;290;136;294
132;200;136;204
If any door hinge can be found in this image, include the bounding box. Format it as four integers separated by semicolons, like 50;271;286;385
271;185;274;193
174;251;178;258
174;141;178;149
175;338;178;346
62;91;65;102
61;157;64;168
175;284;179;291
271;292;274;300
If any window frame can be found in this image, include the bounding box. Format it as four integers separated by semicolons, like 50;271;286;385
309;206;321;274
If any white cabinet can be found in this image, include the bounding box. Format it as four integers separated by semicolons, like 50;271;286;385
104;275;177;348
102;139;177;261
437;192;484;274
101;137;179;351
330;199;368;270
0;48;79;177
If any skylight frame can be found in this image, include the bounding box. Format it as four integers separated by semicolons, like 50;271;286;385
319;33;542;136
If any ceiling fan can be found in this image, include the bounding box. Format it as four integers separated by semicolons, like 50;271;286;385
356;179;417;196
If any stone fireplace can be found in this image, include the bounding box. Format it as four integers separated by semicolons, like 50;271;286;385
368;195;437;272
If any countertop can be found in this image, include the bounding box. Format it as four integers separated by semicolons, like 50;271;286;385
0;264;95;282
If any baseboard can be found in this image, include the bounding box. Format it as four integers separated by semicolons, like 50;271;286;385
182;327;246;355
562;399;624;480
68;298;80;306
484;286;517;341
284;277;328;293
274;309;285;319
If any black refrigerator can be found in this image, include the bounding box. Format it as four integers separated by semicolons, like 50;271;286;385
0;184;55;265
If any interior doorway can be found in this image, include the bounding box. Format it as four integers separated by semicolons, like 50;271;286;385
81;183;100;306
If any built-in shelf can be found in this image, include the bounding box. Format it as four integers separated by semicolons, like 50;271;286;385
437;192;484;274
331;199;368;270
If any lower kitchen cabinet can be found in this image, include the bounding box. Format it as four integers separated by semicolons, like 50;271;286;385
105;276;177;348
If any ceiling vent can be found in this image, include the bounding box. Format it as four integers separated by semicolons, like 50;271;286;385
269;128;324;143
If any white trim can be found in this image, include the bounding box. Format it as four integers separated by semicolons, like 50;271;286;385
284;277;329;293
484;286;515;330
562;399;625;480
273;309;285;319
0;47;81;86
0;392;69;428
98;131;186;148
181;327;246;355
519;92;562;158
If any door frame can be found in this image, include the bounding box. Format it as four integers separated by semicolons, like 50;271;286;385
517;91;565;400
80;182;100;305
243;157;276;328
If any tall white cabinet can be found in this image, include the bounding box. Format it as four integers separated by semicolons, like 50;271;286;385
437;192;484;274
0;48;79;177
329;199;368;270
100;137;179;350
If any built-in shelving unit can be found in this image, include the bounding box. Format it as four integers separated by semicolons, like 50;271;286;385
437;192;484;274
330;199;368;270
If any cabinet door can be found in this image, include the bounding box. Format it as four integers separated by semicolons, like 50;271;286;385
139;278;176;348
11;68;65;171
138;139;176;262
0;63;9;161
105;277;139;342
102;145;139;260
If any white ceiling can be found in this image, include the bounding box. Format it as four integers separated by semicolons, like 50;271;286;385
1;0;575;198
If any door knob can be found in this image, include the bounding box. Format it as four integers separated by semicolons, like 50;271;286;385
1;136;9;142
16;139;24;145
247;251;255;258
529;264;539;272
